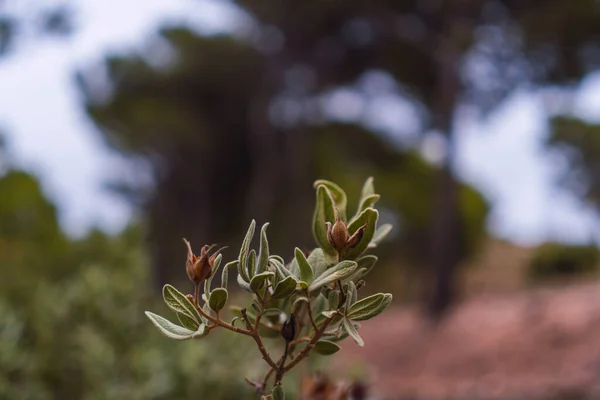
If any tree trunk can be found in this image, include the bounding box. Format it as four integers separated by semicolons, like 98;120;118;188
426;32;462;320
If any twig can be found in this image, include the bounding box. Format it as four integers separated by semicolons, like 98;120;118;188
284;316;335;373
241;308;279;370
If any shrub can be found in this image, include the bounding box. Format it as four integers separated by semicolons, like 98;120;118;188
145;178;394;399
527;243;600;280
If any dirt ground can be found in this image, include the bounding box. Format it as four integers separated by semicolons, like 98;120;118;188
337;282;600;400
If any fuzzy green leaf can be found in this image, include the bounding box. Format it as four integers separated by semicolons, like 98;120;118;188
294;247;314;284
345;208;379;260
250;271;274;293
262;308;283;317
272;276;297;299
308;261;357;292
257;223;270;274
342;267;367;284
314;340;341;356
162;284;201;326
238;219;256;282
346;293;392;321
177;312;200;331
237;274;252;292
321;310;338;318
272;384;285;400
312;185;337;258
353;194;380;222
270;258;295;281
204;253;222;296
357;255;378;275
192;323;208;339
360;176;375;199
328;290;340;309
292;296;310;313
248;249;257;278
208;288;228;312
307;248;333;278
343;316;364;347
369;224;393;248
145;312;195;340
345;281;357;310
221;260;238;289
312;293;329;317
313;179;348;221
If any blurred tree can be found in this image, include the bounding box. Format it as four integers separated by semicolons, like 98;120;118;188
547;117;600;209
79;0;600;316
0;0;73;57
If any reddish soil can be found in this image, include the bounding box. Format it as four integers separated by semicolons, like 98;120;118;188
337;282;600;400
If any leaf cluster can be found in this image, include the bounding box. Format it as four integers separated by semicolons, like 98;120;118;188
145;178;393;398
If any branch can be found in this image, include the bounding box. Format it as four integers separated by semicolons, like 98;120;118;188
241;308;279;371
284;315;335;372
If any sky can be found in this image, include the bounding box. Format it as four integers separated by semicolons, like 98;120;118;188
0;0;598;246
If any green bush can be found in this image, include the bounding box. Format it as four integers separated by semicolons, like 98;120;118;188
527;243;600;280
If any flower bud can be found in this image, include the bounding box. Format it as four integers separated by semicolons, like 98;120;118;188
183;240;225;285
346;223;367;249
326;218;349;254
280;313;296;342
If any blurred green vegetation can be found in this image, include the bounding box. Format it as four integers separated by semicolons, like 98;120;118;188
0;168;270;400
527;243;600;281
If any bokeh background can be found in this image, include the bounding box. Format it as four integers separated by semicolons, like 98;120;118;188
3;0;600;399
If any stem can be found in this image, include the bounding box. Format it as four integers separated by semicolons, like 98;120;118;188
261;368;275;393
274;341;290;385
306;293;318;331
241;308;279;371
283;316;335;373
195;303;252;336
289;336;310;346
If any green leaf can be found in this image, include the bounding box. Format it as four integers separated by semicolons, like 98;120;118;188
294;247;314;284
269;255;285;265
357;255;378;276
345;208;379;260
314;340;341;356
289;258;300;278
342;267;367;284
321;310;337;318
192;323;208;339
346;293;392;321
312;293;329;317
250;271;274;293
221;260;238;289
292;296;309;313
345;281;357;310
204;253;223;296
369;224;392;248
257;223;270;274
176;312;200;331
272;276;297;299
272;384;285;400
162;284;201;326
145;312;195;340
343;316;364;347
307;248;333;278
262;308;283;317
360;176;375;199
354;194;380;221
312;185;337;258
308;261;357;292
208;288;228;312
328;290;340;309
270;258;295;281
237;274;252;292
248;249;257;278
313;179;348;221
238;220;256;282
